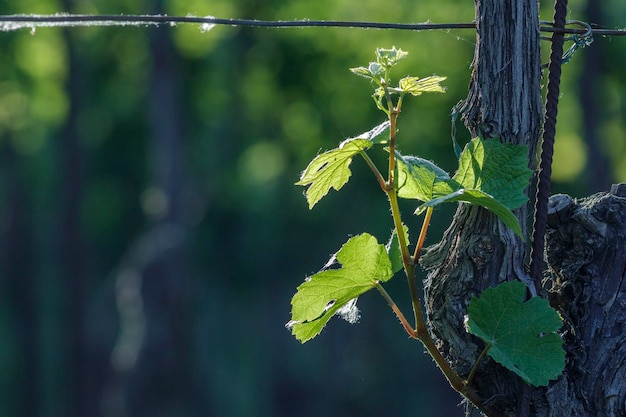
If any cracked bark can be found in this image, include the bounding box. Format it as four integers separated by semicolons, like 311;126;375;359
420;0;543;415
419;1;626;416
541;186;626;416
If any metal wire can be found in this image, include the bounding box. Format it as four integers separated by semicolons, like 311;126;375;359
0;14;476;31
0;14;624;36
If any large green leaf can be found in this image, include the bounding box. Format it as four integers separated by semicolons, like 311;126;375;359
296;122;389;208
419;188;524;237
396;154;453;201
452;137;531;210
395;137;531;237
287;233;393;343
465;281;565;386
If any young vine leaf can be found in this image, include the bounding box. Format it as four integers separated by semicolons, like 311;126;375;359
395;154;453;202
296;121;390;209
375;46;408;67
395;137;531;237
465;281;565;387
398;75;447;96
287;233;393;343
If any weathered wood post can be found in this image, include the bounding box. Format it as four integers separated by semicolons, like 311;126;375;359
420;0;543;415
541;185;626;416
421;1;626;416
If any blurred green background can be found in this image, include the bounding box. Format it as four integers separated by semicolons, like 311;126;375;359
0;0;624;416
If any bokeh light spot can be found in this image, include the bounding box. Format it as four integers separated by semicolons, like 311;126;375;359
239;141;286;185
552;132;587;182
14;33;67;81
141;187;169;220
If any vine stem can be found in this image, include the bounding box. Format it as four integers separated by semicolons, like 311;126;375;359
372;82;499;416
386;97;399;185
387;189;419;320
413;206;433;260
375;280;498;417
466;343;491;386
373;281;415;336
381;113;496;415
359;151;387;191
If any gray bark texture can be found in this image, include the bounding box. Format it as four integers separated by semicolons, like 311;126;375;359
420;0;626;416
419;0;549;415
541;186;626;416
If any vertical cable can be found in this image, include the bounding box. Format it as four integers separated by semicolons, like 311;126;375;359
530;0;568;287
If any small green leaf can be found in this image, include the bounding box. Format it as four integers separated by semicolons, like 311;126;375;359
296;138;372;209
349;62;385;80
356;120;390;143
287;233;394;343
296;122;390;208
376;46;408;67
398;75;447;96
368;62;385;77
349;66;374;79
465;281;565;386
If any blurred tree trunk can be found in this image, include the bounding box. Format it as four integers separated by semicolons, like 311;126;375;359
420;1;626;416
1;142;37;417
60;18;94;417
124;8;197;417
580;0;612;192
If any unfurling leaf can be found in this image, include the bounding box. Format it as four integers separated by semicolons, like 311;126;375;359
375;46;408;67
287;233;393;343
368;62;385;77
465;281;565;386
355;120;391;143
399;75;447;96
349;66;374;79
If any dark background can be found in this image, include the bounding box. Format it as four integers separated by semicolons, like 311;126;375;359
0;0;624;416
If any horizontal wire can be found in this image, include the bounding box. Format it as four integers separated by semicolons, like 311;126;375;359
541;24;626;37
0;14;475;31
0;14;624;36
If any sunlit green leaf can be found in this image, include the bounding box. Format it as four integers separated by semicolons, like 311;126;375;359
398;75;447;96
355;120;390;143
453;137;531;210
465;281;565;386
396;154;452;201
296;138;372;209
349;66;374;79
287;233;393;343
296;121;390;208
376;46;408;67
418;188;524;237
368;62;385;77
394;137;530;237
